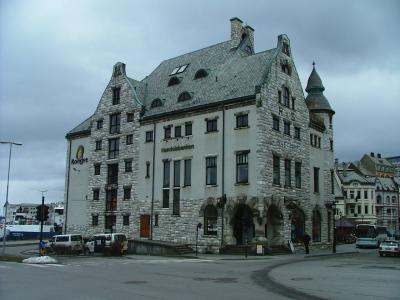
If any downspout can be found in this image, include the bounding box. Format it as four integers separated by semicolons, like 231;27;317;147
221;105;226;248
150;122;156;240
64;139;72;234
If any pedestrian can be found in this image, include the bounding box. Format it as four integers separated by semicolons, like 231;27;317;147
303;232;311;254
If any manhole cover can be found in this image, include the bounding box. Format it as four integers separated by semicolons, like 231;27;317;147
124;280;148;284
291;277;312;281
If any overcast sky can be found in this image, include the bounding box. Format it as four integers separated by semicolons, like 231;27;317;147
0;0;399;206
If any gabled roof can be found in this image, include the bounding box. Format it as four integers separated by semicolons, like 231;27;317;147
338;170;373;185
141;41;277;118
66;116;92;138
376;177;398;192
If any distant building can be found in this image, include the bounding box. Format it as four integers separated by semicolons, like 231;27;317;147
64;17;336;251
358;152;396;177
386;156;400;177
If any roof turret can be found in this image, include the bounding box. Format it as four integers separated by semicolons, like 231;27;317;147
305;62;334;115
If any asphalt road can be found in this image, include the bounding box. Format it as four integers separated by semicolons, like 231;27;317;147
0;245;399;300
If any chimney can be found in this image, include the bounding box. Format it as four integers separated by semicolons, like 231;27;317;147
243;25;255;50
113;62;126;78
230;17;243;49
370;152;375;157
342;162;347;177
377;153;381;158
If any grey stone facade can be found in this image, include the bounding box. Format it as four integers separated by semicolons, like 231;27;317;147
64;18;336;252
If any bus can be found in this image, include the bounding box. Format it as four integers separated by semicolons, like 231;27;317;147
355;224;388;248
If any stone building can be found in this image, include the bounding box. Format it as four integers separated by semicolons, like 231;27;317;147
64;18;336;251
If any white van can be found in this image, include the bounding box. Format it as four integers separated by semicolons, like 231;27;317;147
49;234;84;254
85;233;127;255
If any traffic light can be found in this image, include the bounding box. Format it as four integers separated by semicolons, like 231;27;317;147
36;205;50;222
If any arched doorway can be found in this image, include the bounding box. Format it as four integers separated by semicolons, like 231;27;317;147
291;207;305;243
232;204;254;245
265;205;283;245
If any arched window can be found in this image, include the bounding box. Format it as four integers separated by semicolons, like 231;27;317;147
386;196;390;204
312;210;321;242
150;98;162;108
281;64;291;75
392;196;397;204
178;91;191;102
194;69;208;80
283;87;290;107
377;195;382;204
168;76;180;86
204;205;218;235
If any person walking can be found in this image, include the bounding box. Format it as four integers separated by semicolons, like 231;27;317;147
303;232;311;254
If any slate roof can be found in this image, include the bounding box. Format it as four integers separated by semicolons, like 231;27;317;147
338;170;372;185
66;116;92;138
141;41;277;118
376;177;398;192
305;66;334;114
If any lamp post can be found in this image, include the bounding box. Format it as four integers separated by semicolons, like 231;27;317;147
332;201;337;253
196;223;202;257
1;141;22;255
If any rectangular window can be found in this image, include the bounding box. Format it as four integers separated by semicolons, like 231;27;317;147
206;157;217;185
310;134;313;146
175;126;182;138
112;87;120;105
107;164;118;184
291;97;295;110
236;152;249;183
154;214;159;227
173;189;180;215
185;122;192;136
95;140;102;151
294;127;300;140
146;161;150;178
278;91;282;103
126;134;133;145
317;137;321;148
162;190;169;208
344;190;348;198
94;164;101;175
314;167;320;193
273;116;280;131
273;155;280;185
108;138;119;159
123;215;129;226
92;215;98;226
284;159;291;187
106;189;117;211
357;206;361;214
364;190;368;199
330;139;333;151
127;112;134;122
357;191;361;200
97;120;103;129
295;162;301;188
93;189;100;201
124;187;131;200
109;113;121;134
365;205;369;214
163;160;170;188
146;131;154;142
350;190;354;199
206;119;218;132
164;126;171;139
174;160;180;187
184;159;191;186
236;114;248;128
125;160;132;172
284;121;290;136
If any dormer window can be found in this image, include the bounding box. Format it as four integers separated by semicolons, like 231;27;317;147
178;91;191;102
168;77;180;86
170;64;189;75
151;98;163;108
194;69;208;80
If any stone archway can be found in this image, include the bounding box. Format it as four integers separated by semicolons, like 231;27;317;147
291;207;305;243
265;205;283;246
232;204;254;245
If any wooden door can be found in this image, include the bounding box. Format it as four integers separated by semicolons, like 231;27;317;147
140;214;150;238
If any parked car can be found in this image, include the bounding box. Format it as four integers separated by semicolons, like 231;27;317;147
378;240;400;257
49;234;84;254
84;233;127;255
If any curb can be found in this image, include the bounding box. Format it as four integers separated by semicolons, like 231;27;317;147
304;251;359;258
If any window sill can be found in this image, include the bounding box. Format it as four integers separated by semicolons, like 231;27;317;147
182;185;191;188
234;126;250;130
273;183;281;187
204;234;218;237
206;184;218;188
205;130;219;134
235;182;249;186
145;140;154;143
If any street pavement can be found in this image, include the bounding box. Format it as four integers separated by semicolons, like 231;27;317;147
1;243;399;300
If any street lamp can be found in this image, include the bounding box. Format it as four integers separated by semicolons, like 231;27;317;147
1;141;22;255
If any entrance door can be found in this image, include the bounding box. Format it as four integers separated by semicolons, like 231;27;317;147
233;204;254;245
140;214;150;238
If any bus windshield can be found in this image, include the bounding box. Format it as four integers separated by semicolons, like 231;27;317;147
356;225;376;238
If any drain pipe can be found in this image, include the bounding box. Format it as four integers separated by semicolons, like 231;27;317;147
150;122;156;240
221;105;226;248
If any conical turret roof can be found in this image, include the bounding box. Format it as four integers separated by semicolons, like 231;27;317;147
305;63;334;115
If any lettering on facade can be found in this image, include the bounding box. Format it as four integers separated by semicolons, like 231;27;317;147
161;144;194;153
71;145;88;165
